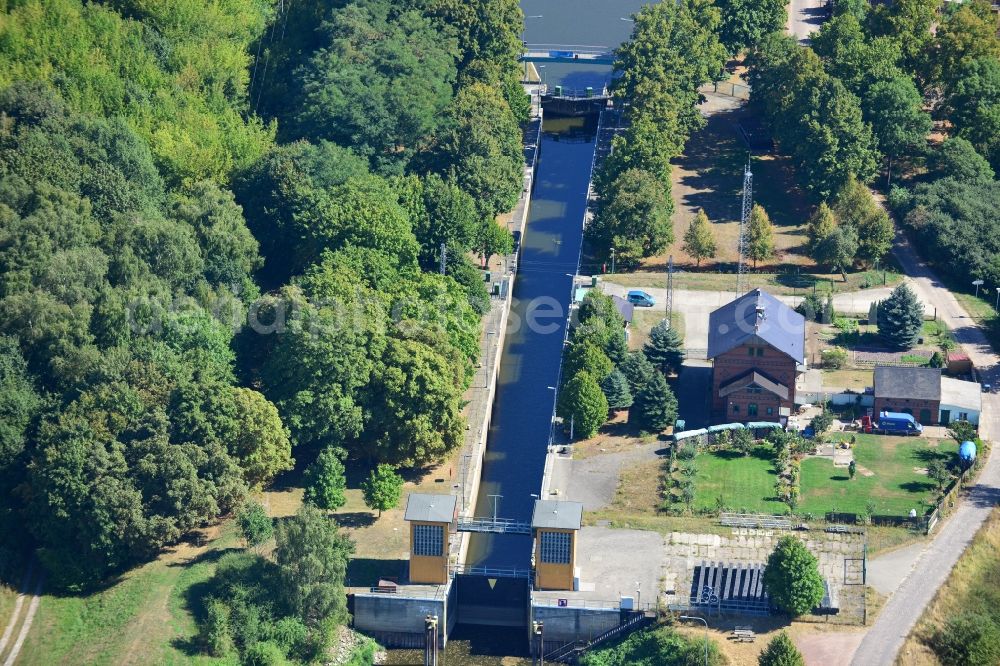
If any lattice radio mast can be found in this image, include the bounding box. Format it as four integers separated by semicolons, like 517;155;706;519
737;157;753;295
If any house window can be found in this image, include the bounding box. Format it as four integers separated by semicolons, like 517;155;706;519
732;404;740;414
412;524;444;557
748;403;758;417
756;347;764;357
959;412;969;421
748;347;755;356
766;407;774;415
746;385;762;394
540;531;571;564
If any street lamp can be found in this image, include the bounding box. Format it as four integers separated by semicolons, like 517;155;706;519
610;247;616;274
679;616;709;666
973;279;984;298
995;287;999;312
620;16;635;22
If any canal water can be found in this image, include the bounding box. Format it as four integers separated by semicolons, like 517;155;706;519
466;0;647;572
386;3;649;662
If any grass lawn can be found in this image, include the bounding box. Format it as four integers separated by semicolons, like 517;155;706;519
689;445;789;515
606;269;901;296
798;435;957;517
18;523;240;666
628;309;684;352
821;368;874;390
900;508;1000;664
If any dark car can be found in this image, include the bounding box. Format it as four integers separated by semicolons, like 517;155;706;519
512;230;522;256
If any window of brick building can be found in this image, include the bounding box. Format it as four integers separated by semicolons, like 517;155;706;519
748;403;758;416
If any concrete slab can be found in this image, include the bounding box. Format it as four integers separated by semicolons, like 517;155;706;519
534;526;666;607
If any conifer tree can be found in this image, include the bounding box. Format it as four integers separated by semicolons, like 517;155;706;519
644;319;685;375
600;369;634;412
877;283;924;349
631;372;678;431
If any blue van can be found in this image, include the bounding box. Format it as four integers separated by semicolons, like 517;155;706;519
875;411;923;436
626;290;655;307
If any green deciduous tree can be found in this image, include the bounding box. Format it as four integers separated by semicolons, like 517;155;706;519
865;75;932;180
716;0;788;54
758;631;805;666
303;448;348;511
832;177;894;266
806;203;838;254
473;220;514;268
631;372;678;432
237;500;274;549
600;369;634;412
643;320;685;376
293;1;458;173
361;465;404;518
763;536;825;616
563;341;615;385
588;169;674;270
928;138;996;183
558;371;609;439
930;0;1000;92
682;210;718;266
275;503;353;628
813;226;858;280
945;57;1000;172
428;82;522;219
0;336;41;469
747;204;775;267
877;283;924;349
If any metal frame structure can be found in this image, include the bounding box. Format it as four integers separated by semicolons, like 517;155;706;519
737;159;753;295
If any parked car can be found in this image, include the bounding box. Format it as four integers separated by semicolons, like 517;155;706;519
626;289;655;307
512;230;521;256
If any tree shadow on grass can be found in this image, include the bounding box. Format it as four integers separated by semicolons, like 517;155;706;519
913;448;952;464
330;511;376;529
828;475;851;482
900;480;936;494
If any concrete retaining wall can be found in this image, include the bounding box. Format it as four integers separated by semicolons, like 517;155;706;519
531;605;622;644
353;589;450;648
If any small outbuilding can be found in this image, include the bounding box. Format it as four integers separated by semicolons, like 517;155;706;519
404;493;457;585
532;500;583;591
872;366;981;426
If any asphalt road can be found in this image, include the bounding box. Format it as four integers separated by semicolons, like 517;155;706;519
849;228;1000;665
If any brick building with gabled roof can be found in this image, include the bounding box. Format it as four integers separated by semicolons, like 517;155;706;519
708;289;805;423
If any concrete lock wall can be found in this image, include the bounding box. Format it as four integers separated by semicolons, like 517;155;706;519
531;606;622;644
353;593;448;648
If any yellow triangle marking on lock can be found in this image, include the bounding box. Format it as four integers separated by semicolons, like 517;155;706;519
488;578;497;589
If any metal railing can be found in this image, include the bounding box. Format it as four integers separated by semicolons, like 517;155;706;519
456;517;532;534
450;564;532;579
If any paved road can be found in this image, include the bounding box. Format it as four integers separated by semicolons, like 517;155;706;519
599;282;918;350
849;228;1000;665
787;0;827;43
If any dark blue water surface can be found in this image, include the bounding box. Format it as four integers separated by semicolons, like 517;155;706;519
465;0;652;573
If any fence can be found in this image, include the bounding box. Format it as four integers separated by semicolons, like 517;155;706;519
699;81;750;100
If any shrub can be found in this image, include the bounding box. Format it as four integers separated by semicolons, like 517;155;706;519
822;347;848;369
238;500;274;549
930;612;1000;666
758;631;805;666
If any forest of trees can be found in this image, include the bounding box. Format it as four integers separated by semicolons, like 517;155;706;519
0;0;525;618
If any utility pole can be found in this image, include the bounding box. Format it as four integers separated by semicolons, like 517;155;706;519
737;157;753;295
440;242;447;275
610;247;616;274
666;255;674;327
569;414;575;441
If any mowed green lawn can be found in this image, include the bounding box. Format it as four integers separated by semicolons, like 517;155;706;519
691;445;789;515
798;435;958;517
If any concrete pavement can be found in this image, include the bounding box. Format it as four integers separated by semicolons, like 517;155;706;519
787;0;827;43
849;229;1000;665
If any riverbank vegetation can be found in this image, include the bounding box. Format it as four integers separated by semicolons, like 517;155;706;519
0;0;527;661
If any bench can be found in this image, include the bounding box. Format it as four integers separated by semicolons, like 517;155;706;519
732;626;756;643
